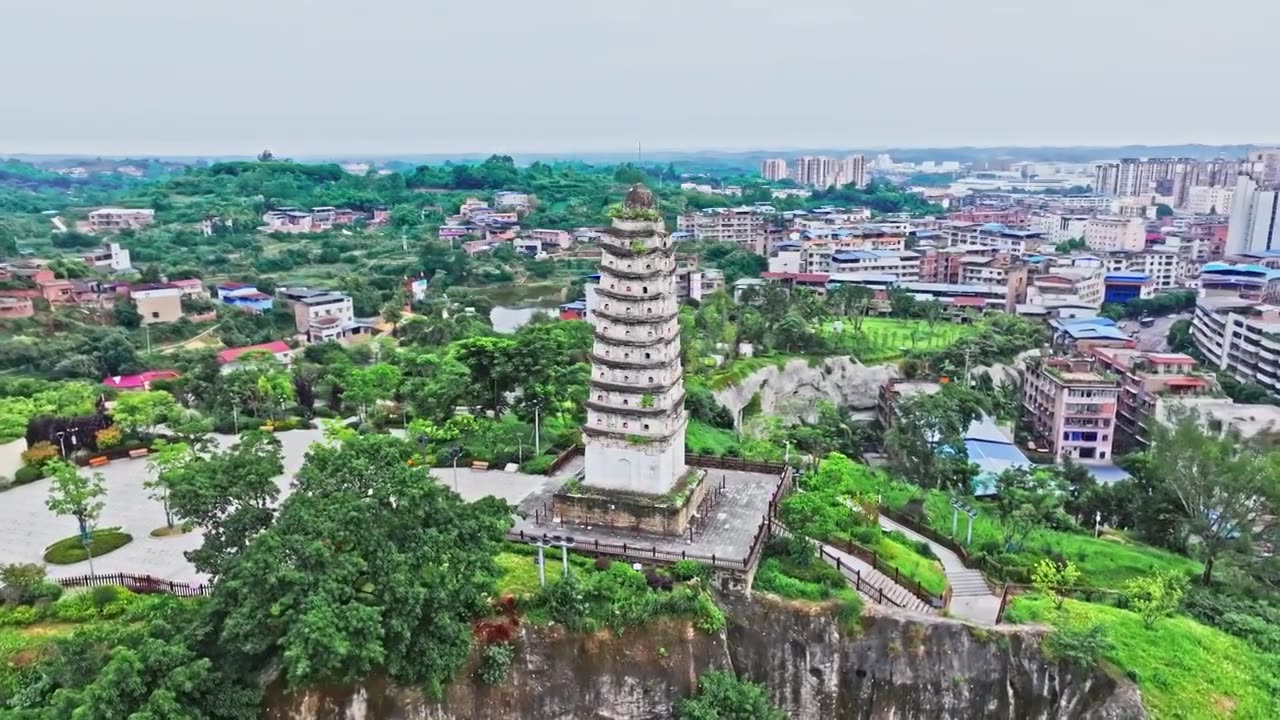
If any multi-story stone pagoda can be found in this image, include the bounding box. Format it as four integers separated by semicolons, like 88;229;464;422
557;184;704;535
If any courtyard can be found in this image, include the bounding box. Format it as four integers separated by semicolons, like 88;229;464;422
0;429;574;584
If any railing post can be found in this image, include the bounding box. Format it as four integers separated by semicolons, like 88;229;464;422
878;586;884;604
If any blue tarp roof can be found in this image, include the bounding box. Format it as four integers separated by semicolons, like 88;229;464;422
1105;272;1152;282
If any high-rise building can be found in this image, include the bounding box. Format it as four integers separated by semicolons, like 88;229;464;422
1247;148;1280;188
1094;163;1120;195
1225;174;1280;255
791;156;834;187
836;155;868;189
760;158;788;182
584;185;688;495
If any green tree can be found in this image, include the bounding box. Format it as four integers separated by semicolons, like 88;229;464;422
992;467;1069;551
1124;570;1187;628
146;439;196;529
113;298;143;329
676;671;786;720
211;434;513;693
44;459;106;540
1032;558;1081;609
166;431;284;577
1148;406;1280;584
111;389;180;436
883;385;983;492
344;363;402;420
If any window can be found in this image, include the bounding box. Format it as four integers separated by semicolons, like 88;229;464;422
624;353;630;359
644;352;651;359
151;312;159;318
648;376;654;383
642;286;648;294
643;424;650;430
623;422;629;428
597;395;603;401
604;303;610;310
622;399;629;405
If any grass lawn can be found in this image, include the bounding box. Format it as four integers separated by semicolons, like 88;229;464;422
1006;596;1280;720
875;532;949;597
685;419;741;456
43;528;133;565
849;466;1200;588
823;317;977;362
493;546;592;599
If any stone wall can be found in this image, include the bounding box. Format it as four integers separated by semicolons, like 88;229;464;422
714;357;899;426
265;594;1145;720
0;438;28;486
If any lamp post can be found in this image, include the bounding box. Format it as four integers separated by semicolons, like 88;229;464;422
549;534;575;578
533;401;542;457
449;446;462;493
950;498;978;545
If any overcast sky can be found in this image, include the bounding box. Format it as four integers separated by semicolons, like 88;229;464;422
3;0;1277;156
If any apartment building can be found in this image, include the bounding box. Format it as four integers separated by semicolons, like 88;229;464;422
1191;296;1280;395
761;158;788;182
1102;272;1156;303
1151;396;1280;448
1026;266;1106;308
674;267;726;301
1084;216;1146;253
130;283;184;325
1198;262;1280;302
940;222;1040;256
676;207;771;254
1225;174;1280;255
87;208;155;232
1184;185;1234;215
1089;348;1211;447
1031;212;1090;244
827;250;921;279
81;242;132;272
1021;357;1120;463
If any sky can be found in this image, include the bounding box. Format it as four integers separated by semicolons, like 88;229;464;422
3;0;1278;157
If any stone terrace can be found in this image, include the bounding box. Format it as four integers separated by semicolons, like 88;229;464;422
510;467;783;563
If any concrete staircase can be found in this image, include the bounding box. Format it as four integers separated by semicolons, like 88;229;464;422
948;568;993;598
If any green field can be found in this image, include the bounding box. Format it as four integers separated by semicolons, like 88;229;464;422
1006;596;1280;720
823;317;978;362
685;419;741;456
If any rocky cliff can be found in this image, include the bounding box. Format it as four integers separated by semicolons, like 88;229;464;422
714;357;898;427
265;595;1144;720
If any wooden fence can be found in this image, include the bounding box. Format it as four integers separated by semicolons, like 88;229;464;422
995;582;1127;624
685;454;789;475
505;529;751;571
56;573;212;597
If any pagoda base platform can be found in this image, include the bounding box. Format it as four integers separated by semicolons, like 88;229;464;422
553;468;709;537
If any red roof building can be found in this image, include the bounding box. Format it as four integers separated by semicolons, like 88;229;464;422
102;370;180;391
216;340;293;366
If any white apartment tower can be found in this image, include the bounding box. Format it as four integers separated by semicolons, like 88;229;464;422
761;158;788;182
1226;174;1280;256
837;155;868;189
584;185;688;494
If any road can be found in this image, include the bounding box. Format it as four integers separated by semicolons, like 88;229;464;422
1131;312;1188;353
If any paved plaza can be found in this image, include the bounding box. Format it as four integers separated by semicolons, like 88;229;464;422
510;467;783;562
0;429;573;584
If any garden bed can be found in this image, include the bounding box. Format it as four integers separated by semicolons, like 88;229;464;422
43;528;133;565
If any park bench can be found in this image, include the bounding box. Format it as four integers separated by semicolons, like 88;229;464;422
88;456;109;467
471;460;490;471
128;448;150;459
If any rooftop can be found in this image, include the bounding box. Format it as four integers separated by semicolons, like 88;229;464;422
217;340;292;365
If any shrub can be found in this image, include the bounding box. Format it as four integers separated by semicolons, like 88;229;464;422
478;641;515;684
20;441;59;469
518;454;555;475
0;605;42;626
1043;623;1112;670
51;590;100;622
541;576;590;630
671;560;712;582
692;592;726;634
12;461;44;484
94;426;123;449
1124;571;1186;629
90;584;124;609
1032;559;1081;609
676;671;786;720
0;562;49;603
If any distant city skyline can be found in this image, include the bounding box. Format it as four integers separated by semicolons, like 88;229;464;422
3;1;1278;156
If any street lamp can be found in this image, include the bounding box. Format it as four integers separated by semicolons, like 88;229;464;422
949;498;978;545
448;445;463;493
531;534;575;587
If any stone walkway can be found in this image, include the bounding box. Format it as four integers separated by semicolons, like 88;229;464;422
877;513;1001;625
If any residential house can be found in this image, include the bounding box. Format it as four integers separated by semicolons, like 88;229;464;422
130;283;184;325
1089;348;1212;448
81;242;132;272
1021;357;1120;463
216;340;295;373
278;287;354;335
87;208;155;232
102;370;180;391
216;282;274;313
0;297;34;319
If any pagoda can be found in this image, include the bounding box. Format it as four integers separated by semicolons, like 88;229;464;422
556;184;705;534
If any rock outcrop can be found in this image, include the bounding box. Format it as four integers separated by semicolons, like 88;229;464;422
714;357;898;427
265;595;1145;720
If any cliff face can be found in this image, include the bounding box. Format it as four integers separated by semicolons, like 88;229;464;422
714;357;897;426
265;595;1144;720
